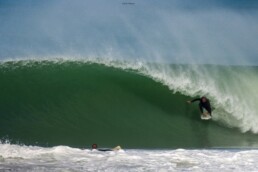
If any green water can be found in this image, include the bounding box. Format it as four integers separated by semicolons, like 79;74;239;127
0;61;258;148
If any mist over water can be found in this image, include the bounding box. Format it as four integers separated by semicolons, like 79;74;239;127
0;0;258;65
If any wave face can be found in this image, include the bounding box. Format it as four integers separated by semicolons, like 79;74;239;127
0;60;258;148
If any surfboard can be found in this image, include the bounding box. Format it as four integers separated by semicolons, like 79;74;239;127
201;114;211;120
201;108;212;120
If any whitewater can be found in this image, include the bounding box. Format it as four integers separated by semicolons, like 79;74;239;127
0;143;258;172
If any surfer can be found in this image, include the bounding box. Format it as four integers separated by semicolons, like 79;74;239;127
187;96;212;117
91;144;122;152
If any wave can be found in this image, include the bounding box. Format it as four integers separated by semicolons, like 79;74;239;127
0;58;258;148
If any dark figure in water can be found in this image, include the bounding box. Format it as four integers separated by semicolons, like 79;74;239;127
91;144;121;152
187;96;212;116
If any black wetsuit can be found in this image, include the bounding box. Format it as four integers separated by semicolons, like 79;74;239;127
191;98;212;115
92;148;113;152
97;148;113;152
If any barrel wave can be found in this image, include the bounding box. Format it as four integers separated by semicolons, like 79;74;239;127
0;60;258;148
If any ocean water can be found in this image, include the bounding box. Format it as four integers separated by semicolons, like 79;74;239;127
1;0;258;171
1;60;258;147
1;59;258;171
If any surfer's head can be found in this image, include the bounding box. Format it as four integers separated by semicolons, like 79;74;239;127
201;96;207;103
92;144;98;149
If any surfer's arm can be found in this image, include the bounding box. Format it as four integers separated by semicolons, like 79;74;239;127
97;148;112;152
190;98;201;103
97;146;121;152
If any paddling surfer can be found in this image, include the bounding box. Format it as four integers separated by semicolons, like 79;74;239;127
91;144;121;152
187;96;212;117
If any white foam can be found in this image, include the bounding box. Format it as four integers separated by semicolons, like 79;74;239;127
0;143;258;171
